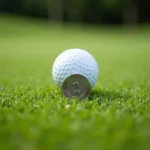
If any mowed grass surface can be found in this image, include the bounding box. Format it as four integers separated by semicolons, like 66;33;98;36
0;14;150;150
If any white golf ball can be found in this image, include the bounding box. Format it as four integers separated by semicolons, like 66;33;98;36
52;48;99;88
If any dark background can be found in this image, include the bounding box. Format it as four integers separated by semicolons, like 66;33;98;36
0;0;150;25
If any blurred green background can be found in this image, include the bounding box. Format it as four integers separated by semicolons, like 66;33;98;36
1;0;150;24
0;1;150;150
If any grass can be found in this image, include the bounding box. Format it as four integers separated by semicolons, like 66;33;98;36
0;14;150;150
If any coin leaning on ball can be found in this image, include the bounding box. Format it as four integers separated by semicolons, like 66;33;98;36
52;48;99;99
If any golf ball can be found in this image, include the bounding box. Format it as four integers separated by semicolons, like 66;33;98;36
52;48;99;88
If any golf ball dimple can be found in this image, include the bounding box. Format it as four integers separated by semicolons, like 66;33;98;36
52;48;99;88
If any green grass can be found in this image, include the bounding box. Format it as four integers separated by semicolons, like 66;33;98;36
0;14;150;150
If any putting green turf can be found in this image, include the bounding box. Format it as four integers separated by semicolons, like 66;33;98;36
0;14;150;150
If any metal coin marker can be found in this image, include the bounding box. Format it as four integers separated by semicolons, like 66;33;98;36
62;74;91;99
